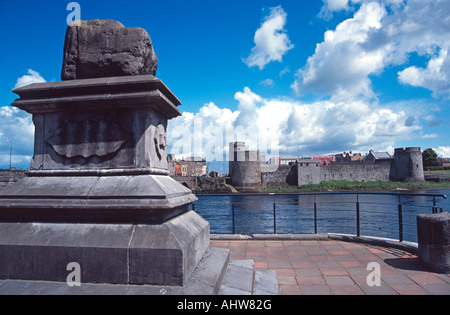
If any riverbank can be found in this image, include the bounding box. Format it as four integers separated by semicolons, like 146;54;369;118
262;180;450;193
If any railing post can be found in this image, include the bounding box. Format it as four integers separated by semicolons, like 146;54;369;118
232;204;235;235
273;202;277;234
314;195;318;234
432;196;437;214
356;195;360;237
398;203;403;242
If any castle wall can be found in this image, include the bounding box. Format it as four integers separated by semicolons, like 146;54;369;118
261;164;297;187
229;141;425;191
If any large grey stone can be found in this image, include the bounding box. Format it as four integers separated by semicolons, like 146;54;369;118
129;211;210;286
61;20;158;80
0;211;210;285
0;223;133;284
0;247;231;295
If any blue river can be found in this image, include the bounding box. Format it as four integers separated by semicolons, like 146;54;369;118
192;189;449;243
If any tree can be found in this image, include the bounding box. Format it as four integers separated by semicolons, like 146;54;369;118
422;148;441;168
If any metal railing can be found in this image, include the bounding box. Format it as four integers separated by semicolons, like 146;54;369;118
191;192;447;243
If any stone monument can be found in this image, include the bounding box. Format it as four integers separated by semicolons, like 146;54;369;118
0;20;229;290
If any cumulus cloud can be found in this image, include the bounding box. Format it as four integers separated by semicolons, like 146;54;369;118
0;69;46;168
294;0;450;100
293;2;387;100
259;78;275;87
398;49;450;99
435;146;450;158
14;69;46;89
167;87;421;161
0;106;34;169
243;6;294;70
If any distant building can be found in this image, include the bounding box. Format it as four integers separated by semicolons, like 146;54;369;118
365;150;393;161
334;151;364;163
440;158;450;168
168;155;207;177
270;155;334;166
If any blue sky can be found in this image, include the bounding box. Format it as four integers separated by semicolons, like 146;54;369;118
0;0;449;171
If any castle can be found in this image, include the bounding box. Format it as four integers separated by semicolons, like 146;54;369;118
229;142;424;192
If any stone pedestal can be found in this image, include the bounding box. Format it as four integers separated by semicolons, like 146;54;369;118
417;212;450;274
0;75;212;286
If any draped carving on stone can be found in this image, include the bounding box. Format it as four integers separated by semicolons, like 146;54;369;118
45;120;129;159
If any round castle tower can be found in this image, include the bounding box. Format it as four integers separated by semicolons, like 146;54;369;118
391;147;424;182
229;142;262;192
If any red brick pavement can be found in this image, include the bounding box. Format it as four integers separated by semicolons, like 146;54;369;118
210;239;450;295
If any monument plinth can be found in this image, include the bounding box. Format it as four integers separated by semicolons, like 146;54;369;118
0;20;220;288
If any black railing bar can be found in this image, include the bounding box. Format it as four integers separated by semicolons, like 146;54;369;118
200;192;447;199
315;226;357;230
305;208;358;214
401;223;418;228
359;209;398;215
401;204;440;208
360;219;398;225
315;201;359;205
402;231;419;237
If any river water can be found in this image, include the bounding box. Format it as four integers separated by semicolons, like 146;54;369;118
193;189;449;243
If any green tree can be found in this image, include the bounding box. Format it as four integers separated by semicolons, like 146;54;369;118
422;148;441;167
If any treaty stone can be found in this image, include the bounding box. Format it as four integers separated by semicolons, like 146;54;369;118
61;19;158;80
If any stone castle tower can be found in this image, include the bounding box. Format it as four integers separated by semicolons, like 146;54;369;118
229;142;263;192
391;147;425;182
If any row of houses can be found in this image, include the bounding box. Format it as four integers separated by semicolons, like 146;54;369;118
440;158;450;167
168;155;208;177
269;150;392;167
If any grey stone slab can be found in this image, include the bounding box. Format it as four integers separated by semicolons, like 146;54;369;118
254;270;279;295
220;262;254;293
230;260;254;270
219;286;251;295
0;175;197;224
0;246;231;295
129;211;210;286
0;223;133;284
0;176;97;197
189;247;230;292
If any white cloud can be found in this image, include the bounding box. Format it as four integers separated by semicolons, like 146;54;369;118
167;87;421;160
435;146;450;158
244;6;294;70
14;69;46;89
398;49;450;99
259;78;275;87
295;0;450;100
319;0;352;19
0;106;34;169
293;2;387;100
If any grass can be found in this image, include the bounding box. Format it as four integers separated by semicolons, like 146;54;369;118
263;180;450;193
426;169;450;174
